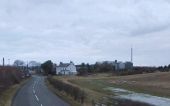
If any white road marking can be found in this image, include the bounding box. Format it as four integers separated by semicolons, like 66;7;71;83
35;94;39;101
33;77;43;106
33;89;35;94
33;81;36;94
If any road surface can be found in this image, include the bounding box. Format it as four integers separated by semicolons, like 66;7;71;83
12;75;69;106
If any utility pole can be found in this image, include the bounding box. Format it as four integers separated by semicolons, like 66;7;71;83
27;61;28;71
3;57;5;67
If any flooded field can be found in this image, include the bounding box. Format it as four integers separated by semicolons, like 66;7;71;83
96;97;153;106
61;72;170;105
105;87;170;106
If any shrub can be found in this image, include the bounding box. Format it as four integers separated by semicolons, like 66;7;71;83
48;77;86;104
0;66;22;94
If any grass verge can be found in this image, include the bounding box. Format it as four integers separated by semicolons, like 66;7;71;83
46;72;170;105
0;78;31;106
45;78;82;106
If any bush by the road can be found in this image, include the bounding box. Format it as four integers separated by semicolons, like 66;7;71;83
47;77;86;104
0;66;22;93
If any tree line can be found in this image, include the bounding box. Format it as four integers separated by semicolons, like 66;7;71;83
34;59;170;76
77;62;170;76
77;62;118;76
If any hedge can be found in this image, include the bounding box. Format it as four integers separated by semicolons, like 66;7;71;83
47;77;86;104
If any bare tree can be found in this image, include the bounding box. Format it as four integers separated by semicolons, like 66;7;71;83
13;60;25;67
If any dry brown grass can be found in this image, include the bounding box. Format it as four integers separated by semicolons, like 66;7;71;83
51;72;170;105
109;72;170;97
0;79;29;106
0;66;29;106
59;72;170;97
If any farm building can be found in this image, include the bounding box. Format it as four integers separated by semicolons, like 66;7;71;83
56;61;77;75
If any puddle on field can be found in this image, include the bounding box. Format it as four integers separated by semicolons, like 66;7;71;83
105;87;170;106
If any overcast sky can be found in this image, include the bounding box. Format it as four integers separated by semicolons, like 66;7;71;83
0;0;170;66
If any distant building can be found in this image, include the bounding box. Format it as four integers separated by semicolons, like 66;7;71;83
96;60;133;71
115;60;133;71
118;62;126;70
56;61;77;75
125;62;133;70
96;61;115;65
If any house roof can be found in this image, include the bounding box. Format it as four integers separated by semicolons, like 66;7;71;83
56;61;75;68
59;63;70;67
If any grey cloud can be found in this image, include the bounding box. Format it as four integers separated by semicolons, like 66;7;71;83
0;0;170;66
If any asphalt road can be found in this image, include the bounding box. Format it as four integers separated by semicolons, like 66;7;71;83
12;75;69;106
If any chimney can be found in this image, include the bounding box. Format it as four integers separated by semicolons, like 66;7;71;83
115;60;117;63
60;62;63;65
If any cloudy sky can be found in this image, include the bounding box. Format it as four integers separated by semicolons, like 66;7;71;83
0;0;170;66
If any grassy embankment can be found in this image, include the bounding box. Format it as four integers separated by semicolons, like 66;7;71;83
48;72;170;105
46;79;81;106
0;67;30;106
0;79;29;106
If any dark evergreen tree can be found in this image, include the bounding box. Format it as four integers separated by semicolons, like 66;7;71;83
41;60;53;75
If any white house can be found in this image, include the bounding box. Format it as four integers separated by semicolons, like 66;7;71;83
56;61;77;75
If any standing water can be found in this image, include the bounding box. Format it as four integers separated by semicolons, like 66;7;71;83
105;87;170;106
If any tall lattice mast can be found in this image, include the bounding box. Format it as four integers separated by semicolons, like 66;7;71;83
131;47;133;63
